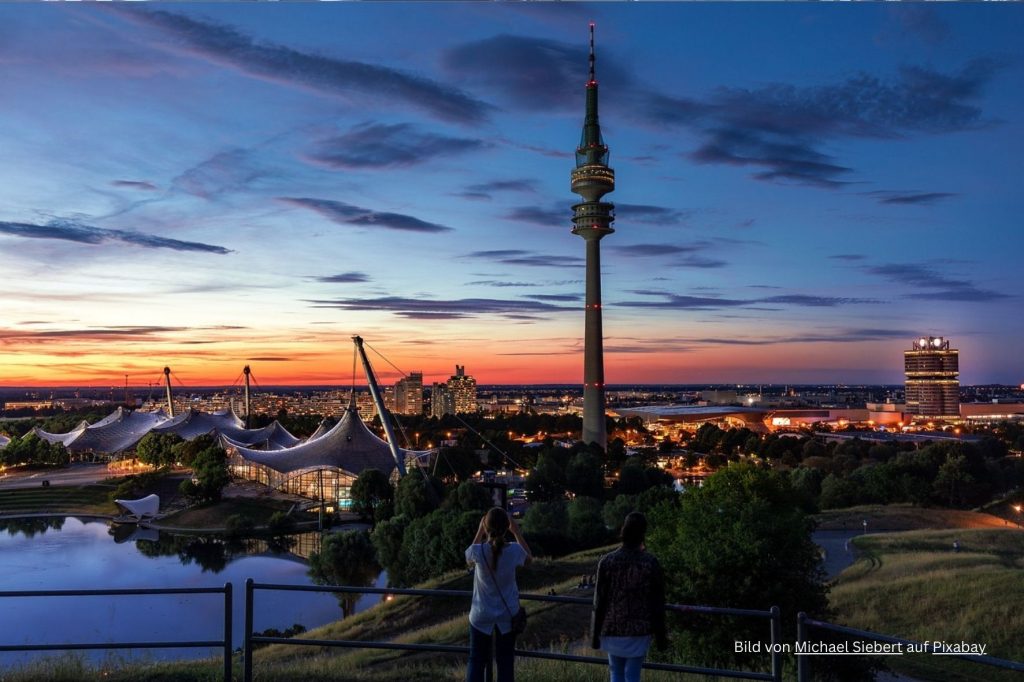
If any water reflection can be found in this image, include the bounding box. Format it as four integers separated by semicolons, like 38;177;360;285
0;518;386;667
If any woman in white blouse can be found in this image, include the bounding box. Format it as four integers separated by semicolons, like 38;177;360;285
465;507;533;682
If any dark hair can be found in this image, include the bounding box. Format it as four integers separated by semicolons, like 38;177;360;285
620;511;647;549
484;507;510;570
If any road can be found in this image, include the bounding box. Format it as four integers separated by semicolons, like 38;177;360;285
0;462;127;490
813;529;865;581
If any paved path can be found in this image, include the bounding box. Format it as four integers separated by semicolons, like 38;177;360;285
813;529;866;581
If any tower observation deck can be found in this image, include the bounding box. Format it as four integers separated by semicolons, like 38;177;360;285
571;23;614;450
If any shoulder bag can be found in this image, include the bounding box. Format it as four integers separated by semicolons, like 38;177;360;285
482;545;528;636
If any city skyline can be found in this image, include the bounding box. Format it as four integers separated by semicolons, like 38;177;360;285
1;4;1023;388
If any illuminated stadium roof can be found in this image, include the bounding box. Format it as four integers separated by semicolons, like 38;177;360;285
33;407;167;454
227;405;415;476
151;408;244;440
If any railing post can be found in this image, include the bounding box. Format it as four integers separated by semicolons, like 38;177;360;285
223;582;233;682
796;612;809;682
769;605;781;682
244;578;254;682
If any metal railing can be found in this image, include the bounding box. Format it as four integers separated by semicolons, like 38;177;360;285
796;613;1024;681
243;580;782;682
0;584;234;682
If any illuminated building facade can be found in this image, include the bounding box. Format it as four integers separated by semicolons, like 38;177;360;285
905;336;960;421
394;371;424;415
571;24;615;450
448;365;478;414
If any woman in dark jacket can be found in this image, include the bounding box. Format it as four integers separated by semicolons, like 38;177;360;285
590;512;667;682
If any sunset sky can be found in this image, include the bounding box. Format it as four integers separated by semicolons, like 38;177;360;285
1;3;1022;388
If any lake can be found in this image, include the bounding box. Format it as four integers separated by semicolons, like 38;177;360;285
0;516;385;669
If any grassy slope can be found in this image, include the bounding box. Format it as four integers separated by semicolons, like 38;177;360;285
0;484;118;515
158;497;293;529
815;504;1012;531
832;528;1024;682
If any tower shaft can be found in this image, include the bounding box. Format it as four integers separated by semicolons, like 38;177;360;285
570;23;614;450
582;237;606;447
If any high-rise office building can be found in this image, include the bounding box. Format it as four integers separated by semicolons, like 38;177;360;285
905;336;960;421
571;24;614;450
448;365;477;414
394;372;423;415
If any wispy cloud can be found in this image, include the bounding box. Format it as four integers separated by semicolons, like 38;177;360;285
307;295;573;319
455;179;538;201
280;197;453;233
112;7;491;124
0;219;231;254
315;272;371;284
866;262;1010;302
617;291;877;310
464;249;584;268
829;254;866;261
111;180;158;191
173;148;272;199
305;123;486;170
864;190;956;205
644;58;1003;188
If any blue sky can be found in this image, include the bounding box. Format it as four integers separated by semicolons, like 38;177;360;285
0;3;1021;387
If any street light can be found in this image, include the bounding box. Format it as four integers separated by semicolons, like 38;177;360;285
1014;504;1022;528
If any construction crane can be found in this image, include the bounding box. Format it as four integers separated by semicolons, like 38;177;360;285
352;335;407;476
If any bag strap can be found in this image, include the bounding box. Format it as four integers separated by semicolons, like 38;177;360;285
481;543;516;618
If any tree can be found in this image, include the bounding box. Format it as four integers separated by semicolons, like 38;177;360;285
135;432;184;468
646;463;830;675
393;468;443;519
179;446;230;503
309;530;382;616
567;496;608;547
526;450;568;502
350;469;394;520
171;434;218;467
451;480;493;512
565;451;605;499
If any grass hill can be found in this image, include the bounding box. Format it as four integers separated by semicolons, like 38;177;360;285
832;528;1024;682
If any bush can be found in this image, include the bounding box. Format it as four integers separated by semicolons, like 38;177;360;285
267;511;295;535
224;514;255;539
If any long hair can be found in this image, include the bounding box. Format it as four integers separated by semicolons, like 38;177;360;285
484;507;510;570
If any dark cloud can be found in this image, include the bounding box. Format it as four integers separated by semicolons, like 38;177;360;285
690;328;920;346
617;291;877;310
505;206;567;227
0;219;231;254
523;293;581;302
113;8;490;124
644;58;1003;188
464;249;584;268
307;295;572;319
280;197;452;233
676;256;728;269
457;179;538;201
467;179;538;194
614;243;704;257
111;180;157;191
465;280;539;288
759;294;878;307
692;128;851;188
616;203;691;225
866;262;1010;302
453;191;492;201
0;325;204;343
305;123;486;170
829;254;866;261
315;272;370;284
441;34;631;111
865;191;956;205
